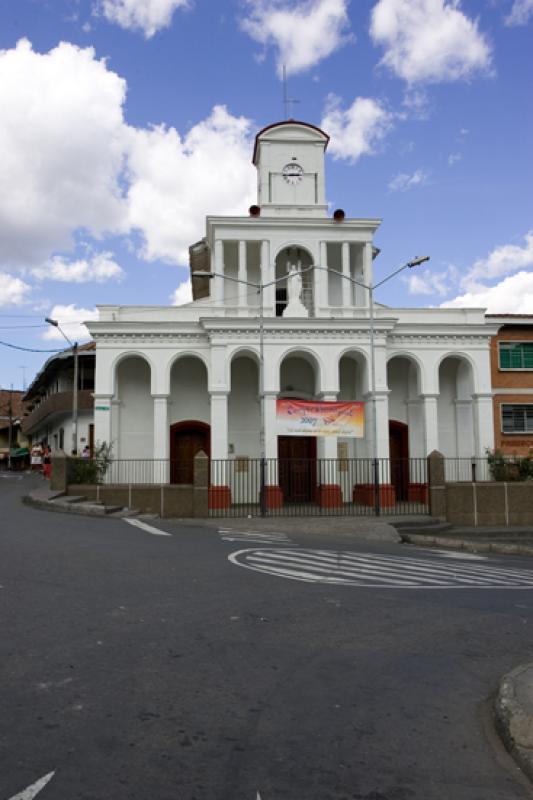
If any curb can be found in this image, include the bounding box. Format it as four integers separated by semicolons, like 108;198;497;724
495;663;533;783
400;533;533;557
22;494;130;518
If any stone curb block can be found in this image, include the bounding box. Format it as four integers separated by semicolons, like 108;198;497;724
400;533;533;557
23;495;113;518
495;663;533;783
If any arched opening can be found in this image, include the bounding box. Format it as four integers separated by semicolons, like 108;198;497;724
116;355;153;460
387;355;423;457
170;420;210;484
278;351;320;502
438;356;475;478
169;356;210;484
229;354;260;457
274;245;313;316
338;351;368;460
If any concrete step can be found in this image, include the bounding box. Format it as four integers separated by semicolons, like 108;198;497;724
108;507;141;518
62;495;88;504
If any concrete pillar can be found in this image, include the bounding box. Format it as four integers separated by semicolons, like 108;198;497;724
362;242;372;307
341;242;351;308
314;241;328;313
238;240;247;307
263;391;282;507
210;391;228;460
209;391;230;509
94;394;113;449
261;240;274;315
214;239;225;304
110;398;121;459
455;399;474;459
153;394;169;483
317;393;342;507
422;394;439;456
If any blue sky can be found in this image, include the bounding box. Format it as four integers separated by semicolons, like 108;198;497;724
0;0;532;390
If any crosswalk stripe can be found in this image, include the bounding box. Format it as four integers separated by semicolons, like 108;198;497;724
229;548;533;588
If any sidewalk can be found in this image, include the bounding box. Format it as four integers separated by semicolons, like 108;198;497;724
495;664;533;783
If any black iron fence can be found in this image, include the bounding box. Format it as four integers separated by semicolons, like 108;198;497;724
209;457;429;518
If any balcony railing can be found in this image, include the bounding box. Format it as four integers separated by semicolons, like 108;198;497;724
22;390;93;433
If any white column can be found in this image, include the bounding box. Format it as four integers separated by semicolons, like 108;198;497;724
317;393;338;485
362;242;372;307
373;391;391;461
263;392;278;461
210;391;228;460
472;393;494;458
210;391;229;487
314;241;328;314
341;242;351;308
422;394;440;455
261;240;274;315
153;395;169;482
238;240;247;307
214;239;225;304
110;399;120;459
94;394;113;449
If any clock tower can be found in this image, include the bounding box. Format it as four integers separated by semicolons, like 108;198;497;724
252;120;330;218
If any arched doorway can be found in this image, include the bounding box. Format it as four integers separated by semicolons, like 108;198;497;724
170;421;210;484
274;246;314;316
389;420;409;501
278;351;319;502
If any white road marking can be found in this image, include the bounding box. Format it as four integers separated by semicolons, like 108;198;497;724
229;548;533;589
422;548;489;561
8;772;55;800
219;529;292;545
124;519;171;537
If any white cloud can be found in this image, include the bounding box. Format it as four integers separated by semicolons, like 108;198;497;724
241;0;351;76
462;231;533;289
406;269;449;296
388;168;429;191
0;40;256;272
448;152;461;165
171;278;192;305
95;0;189;37
321;95;396;163
369;0;492;84
0;272;31;306
126;106;256;264
441;271;533;313
0;39;128;269
32;252;124;283
42;304;99;342
505;0;533;26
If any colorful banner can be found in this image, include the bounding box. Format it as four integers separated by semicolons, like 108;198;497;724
276;399;365;438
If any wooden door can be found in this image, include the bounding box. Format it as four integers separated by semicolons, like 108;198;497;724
170;423;210;484
278;436;316;503
389;421;409;501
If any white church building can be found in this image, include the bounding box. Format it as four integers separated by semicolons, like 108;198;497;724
87;120;497;509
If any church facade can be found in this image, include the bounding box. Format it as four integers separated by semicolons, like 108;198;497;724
87;120;497;506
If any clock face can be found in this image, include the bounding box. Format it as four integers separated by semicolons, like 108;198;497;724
282;163;304;185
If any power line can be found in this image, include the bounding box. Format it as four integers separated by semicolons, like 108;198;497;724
0;340;63;353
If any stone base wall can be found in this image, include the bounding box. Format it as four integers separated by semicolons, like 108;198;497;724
66;483;207;518
443;482;533;527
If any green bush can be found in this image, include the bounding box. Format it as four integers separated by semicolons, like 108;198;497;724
69;441;113;485
487;449;533;481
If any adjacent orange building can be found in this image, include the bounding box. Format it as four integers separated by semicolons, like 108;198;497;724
487;314;533;455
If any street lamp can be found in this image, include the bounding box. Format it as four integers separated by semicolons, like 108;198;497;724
192;265;315;515
315;254;430;514
45;317;79;455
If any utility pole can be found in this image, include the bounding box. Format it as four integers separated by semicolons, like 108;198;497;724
7;384;13;471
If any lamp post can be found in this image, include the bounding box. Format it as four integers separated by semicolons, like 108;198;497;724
315;255;430;514
192;265;315;515
45;317;79;455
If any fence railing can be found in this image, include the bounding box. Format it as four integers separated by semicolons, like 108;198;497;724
65;453;533;518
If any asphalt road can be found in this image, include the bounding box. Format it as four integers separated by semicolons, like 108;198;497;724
2;473;533;800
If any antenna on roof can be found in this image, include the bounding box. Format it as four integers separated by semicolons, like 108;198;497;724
19;365;27;391
282;65;299;119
